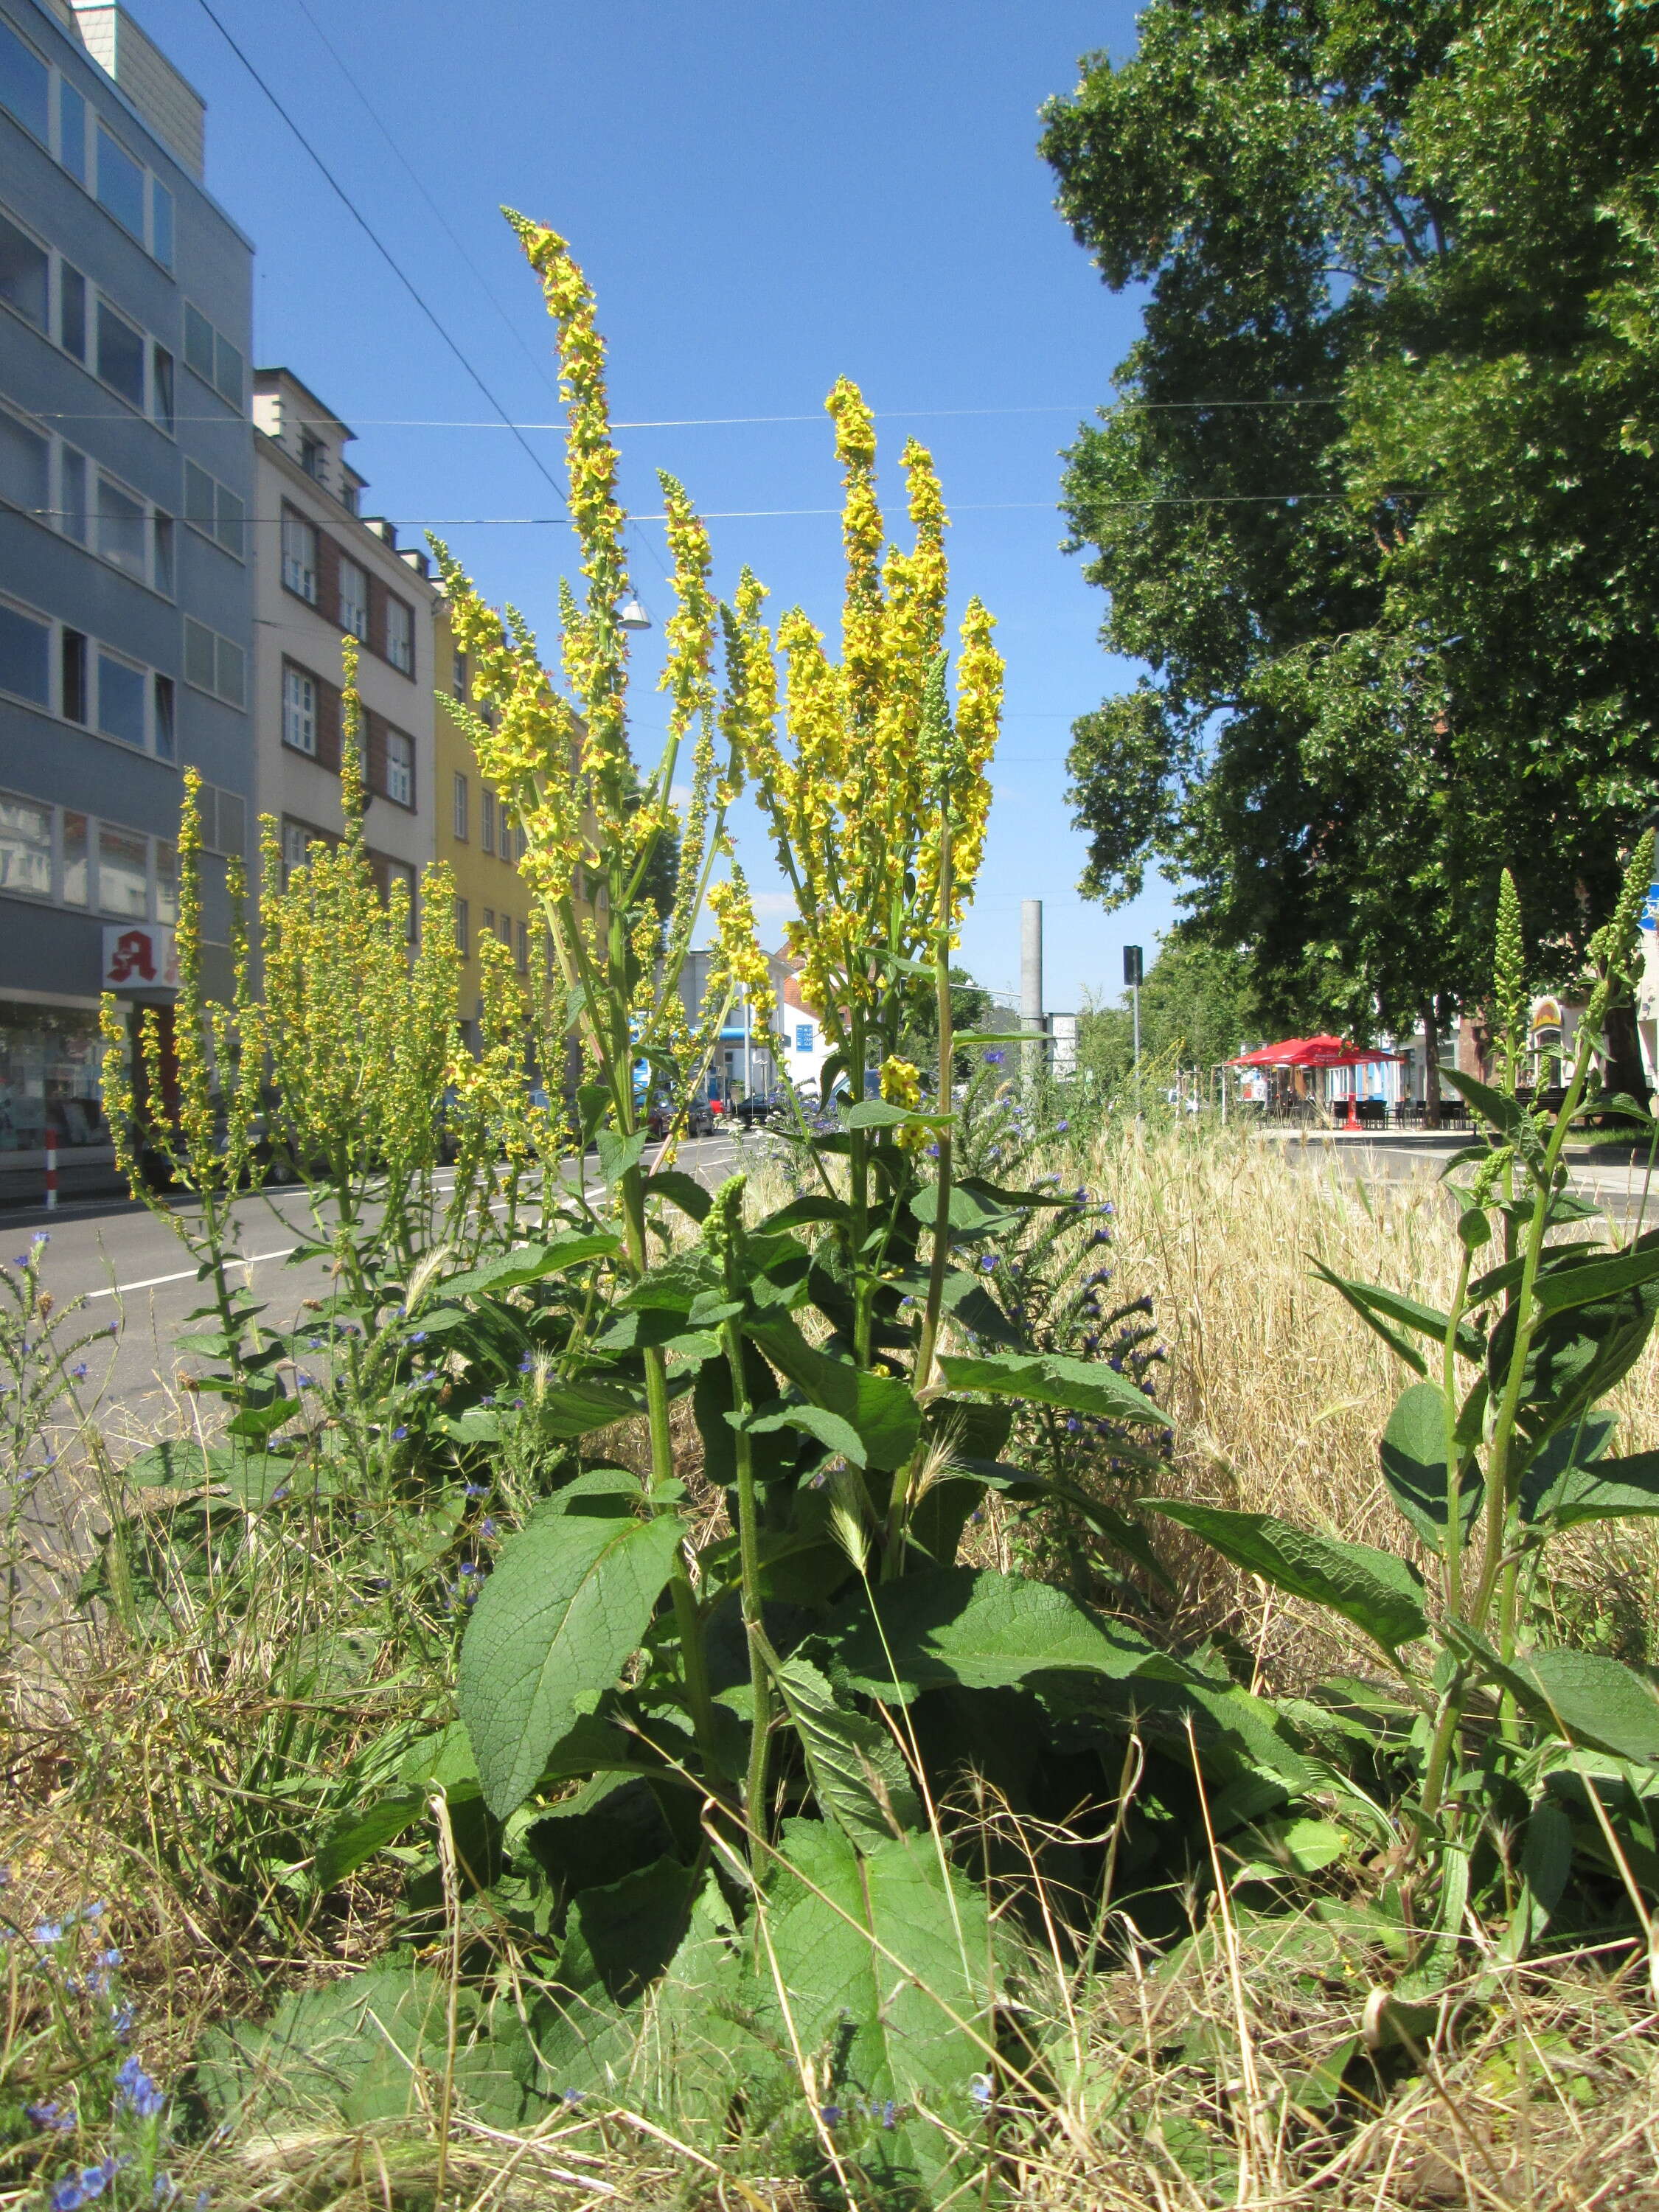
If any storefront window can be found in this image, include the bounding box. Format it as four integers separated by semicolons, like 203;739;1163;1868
0;1001;108;1152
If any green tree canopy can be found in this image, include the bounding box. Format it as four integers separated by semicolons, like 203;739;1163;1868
1042;0;1659;1093
1078;936;1259;1093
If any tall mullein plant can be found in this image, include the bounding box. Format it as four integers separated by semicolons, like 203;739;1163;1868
723;386;1004;1363
432;215;771;1763
100;768;263;1381
257;640;462;1311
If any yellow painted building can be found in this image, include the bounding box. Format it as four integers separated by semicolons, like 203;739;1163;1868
431;599;599;1051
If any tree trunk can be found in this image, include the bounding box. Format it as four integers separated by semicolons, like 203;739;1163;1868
1422;1000;1442;1129
1601;1000;1651;1117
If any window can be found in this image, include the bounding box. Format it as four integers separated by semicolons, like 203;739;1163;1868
183;302;213;383
97;821;148;918
182;305;244;408
151;345;173;434
96;478;147;580
153;840;175;924
150;180;173;270
516;920;529;973
59;263;86;359
496;913;513;950
300;434;325;484
454;897;469;956
60;447;88;542
196;782;246;859
184;618;245;708
0;791;50;897
97;650;146;748
0;600;49;706
481;907;494;941
153;674;174;761
214;331;243;409
95;300;145;408
385;594;414;674
452;650;467;702
282;511;317;602
0;791;173;917
480;788;496;855
384;728;413;807
60;630;86;723
282;665;317;756
383;860;417;942
96;127;146;241
0;410;47;516
58;81;86;183
338;557;368;640
0;211;47;330
341;481;358;517
184;460;243;558
452;771;468;841
0;21;48;142
152;514;174;597
61;811;88;905
281;820;313;883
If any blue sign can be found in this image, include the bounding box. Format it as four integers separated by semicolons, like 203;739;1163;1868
1641;883;1659;933
796;1023;814;1052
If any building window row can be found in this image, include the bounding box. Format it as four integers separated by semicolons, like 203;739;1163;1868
0;593;176;758
279;504;416;679
0;401;175;596
279;656;417;810
183;458;246;560
182;301;245;413
463;905;529;971
0;18;175;270
183;616;246;710
0;785;177;925
0;203;175;430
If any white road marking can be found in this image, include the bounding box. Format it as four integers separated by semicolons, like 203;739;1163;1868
74;1138;745;1305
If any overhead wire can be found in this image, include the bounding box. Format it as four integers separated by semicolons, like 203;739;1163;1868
186;0;667;582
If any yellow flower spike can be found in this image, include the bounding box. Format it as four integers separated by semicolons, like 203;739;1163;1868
826;378;887;735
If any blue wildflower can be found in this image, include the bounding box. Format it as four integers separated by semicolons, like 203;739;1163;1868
480;1517;498;1538
560;2088;585;2107
111;2002;135;2038
410;1330;427;1344
518;1353;535;1374
32;1230;49;1244
1056;1119;1070;1132
34;1921;64;1946
28;2100;74;2132
392;1426;408;1441
52;2177;88;2211
457;1562;478;1578
978;1254;997;1271
968;2073;993;2110
12;1255;27;1267
982;1049;1005;1065
296;1373;315;1388
464;1483;490;1497
877;2098;897;2129
116;2056;164;2119
820;2104;844;2128
71;1363;88;1380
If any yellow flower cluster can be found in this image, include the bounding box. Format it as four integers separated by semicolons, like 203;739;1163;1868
720;379;1004;1062
707;871;776;1028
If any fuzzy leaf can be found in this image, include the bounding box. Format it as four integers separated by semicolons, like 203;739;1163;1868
1147;1502;1427;1654
772;1656;922;1845
828;1564;1160;1700
1380;1382;1481;1545
939;1349;1171;1427
458;1494;684;1817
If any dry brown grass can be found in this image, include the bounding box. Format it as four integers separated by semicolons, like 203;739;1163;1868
1090;1124;1659;1678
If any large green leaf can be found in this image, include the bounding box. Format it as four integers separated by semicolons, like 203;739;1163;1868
1447;1627;1659;1765
1528;1447;1659;1528
1380;1382;1481;1546
907;1178;1024;1240
559;1854;704;2006
1487;1246;1659;1450
641;1168;710;1222
748;1320;921;1470
1147;1502;1427;1654
828;1565;1160;1700
939;1349;1170;1427
773;1655;922;1846
761;1818;992;2196
439;1232;619;1298
535;1378;648;1439
459;1494;684;1817
1531;1233;1659;1317
1311;1261;1482;1374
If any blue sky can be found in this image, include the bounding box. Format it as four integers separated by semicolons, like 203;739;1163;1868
139;0;1171;1009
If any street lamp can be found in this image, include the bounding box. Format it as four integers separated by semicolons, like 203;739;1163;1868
619;597;652;632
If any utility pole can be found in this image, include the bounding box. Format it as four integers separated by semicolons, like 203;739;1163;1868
1020;900;1044;1086
1124;945;1143;1114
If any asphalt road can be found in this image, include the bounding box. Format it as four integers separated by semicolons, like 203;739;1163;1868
1268;1129;1659;1225
8;1134;747;1430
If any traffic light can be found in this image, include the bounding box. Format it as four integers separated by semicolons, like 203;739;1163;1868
1123;945;1143;987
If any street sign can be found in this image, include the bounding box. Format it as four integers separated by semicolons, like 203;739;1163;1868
1123;945;1143;986
102;925;178;990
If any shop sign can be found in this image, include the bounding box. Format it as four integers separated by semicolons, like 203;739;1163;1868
102;925;178;991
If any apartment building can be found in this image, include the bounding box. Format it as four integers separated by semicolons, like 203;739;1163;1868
434;599;532;1048
0;0;254;1194
252;367;435;909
